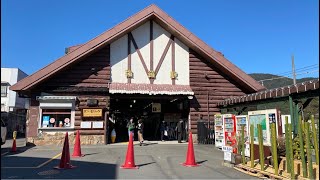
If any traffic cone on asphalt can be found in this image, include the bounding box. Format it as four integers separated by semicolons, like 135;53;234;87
120;132;138;169
54;132;76;169
10;139;17;153
182;131;200;167
72;130;84;157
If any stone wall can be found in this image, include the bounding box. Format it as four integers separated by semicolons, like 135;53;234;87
27;132;104;146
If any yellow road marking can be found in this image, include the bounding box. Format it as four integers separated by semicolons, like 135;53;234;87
1;153;62;169
36;153;62;168
1;152;9;156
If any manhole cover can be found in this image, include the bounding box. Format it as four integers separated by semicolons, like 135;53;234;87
38;169;60;176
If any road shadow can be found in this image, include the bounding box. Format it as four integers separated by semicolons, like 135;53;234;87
197;160;208;164
1;142;36;155
1;155;117;179
141;142;158;146
136;162;155;167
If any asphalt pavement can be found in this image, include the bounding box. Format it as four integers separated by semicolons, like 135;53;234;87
1;139;257;179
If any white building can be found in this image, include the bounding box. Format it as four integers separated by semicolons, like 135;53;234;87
1;68;29;135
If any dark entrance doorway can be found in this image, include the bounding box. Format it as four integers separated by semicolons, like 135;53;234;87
108;95;190;143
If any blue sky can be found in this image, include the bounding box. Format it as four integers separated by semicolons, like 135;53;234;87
1;0;319;79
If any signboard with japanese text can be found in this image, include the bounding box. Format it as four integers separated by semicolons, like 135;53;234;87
82;109;103;117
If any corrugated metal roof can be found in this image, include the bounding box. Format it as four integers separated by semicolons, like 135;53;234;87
36;96;77;101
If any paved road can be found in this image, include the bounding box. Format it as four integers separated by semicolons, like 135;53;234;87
1;141;256;179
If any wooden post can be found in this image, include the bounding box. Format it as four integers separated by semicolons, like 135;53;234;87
241;125;245;165
257;124;264;171
311;115;319;165
304;122;314;179
285;117;291;172
271;123;278;175
298;115;307;177
250;124;254;168
288;123;295;178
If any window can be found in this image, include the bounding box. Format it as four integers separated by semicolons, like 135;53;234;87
1;85;7;97
38;96;76;129
41;109;72;128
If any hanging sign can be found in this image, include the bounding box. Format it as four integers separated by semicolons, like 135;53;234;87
152;103;161;112
82;109;103;117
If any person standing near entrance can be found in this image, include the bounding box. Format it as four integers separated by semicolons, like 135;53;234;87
177;119;184;143
137;119;144;146
160;120;166;141
127;117;135;139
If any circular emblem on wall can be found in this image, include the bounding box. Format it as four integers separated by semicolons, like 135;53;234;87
64;118;70;123
50;118;55;123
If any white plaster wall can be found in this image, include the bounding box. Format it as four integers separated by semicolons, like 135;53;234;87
110;35;128;83
110;21;189;85
131;21;150;84
174;38;189;85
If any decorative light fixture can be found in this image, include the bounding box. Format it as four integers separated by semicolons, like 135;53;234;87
130;104;132;108
187;95;194;100
133;100;136;103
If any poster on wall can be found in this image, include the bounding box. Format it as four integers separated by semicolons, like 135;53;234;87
42;116;50;127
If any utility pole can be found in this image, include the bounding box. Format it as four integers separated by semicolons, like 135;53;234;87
292;55;296;85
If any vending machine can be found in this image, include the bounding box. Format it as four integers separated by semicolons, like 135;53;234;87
235;115;250;156
214;114;224;148
223;114;237;152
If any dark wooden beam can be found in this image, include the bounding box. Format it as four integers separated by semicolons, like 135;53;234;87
127;33;132;83
154;35;174;76
150;20;154;84
171;36;175;85
128;32;149;75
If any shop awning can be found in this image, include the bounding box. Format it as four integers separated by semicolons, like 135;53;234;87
109;83;194;95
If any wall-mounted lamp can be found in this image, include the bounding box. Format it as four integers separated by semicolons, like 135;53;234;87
187;95;194;100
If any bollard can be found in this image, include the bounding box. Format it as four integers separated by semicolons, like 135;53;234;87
288;123;295;178
250;124;254;168
305;122;314;179
257;124;264;171
241;125;245;165
271;123;278;176
310;115;319;165
298;116;307;177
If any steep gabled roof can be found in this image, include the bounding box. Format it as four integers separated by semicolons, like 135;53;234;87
10;4;265;93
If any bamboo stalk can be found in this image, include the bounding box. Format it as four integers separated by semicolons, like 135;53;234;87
250;124;254;168
305;122;314;179
257;124;264;171
285;117;291;173
298;115;307;177
288;123;295;178
271;123;278;175
310;115;319;165
241;125;245;165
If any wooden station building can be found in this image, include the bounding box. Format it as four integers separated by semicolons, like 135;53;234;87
10;4;265;145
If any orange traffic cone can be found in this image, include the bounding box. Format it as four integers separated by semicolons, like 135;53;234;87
120;132;138;169
10;139;17;153
182;131;200;167
54;132;76;169
72;130;84;157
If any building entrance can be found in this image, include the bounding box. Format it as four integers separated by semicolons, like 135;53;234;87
108;95;189;143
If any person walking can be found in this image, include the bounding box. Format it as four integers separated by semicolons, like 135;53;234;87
177;118;184;143
137;119;144;146
160;120;166;141
126;117;135;140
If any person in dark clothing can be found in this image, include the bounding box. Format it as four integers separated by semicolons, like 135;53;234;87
137;119;144;146
177;119;184;143
160;120;166;141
